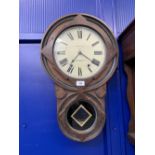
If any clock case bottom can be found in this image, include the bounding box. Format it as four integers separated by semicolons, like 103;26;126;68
55;84;106;142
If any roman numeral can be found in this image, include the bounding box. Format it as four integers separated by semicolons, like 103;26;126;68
94;51;102;55
92;41;99;47
57;51;66;55
78;67;82;76
67;32;74;40
87;64;92;72
77;30;82;39
67;64;74;73
87;33;91;40
92;58;100;66
59;58;68;66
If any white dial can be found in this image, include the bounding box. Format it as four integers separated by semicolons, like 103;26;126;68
53;26;106;79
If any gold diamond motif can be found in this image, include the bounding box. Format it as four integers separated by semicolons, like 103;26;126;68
71;105;92;127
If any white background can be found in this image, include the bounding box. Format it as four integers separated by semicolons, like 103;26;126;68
0;0;155;154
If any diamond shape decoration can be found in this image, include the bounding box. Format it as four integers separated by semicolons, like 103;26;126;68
71;105;92;127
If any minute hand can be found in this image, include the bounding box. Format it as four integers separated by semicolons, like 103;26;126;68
71;52;80;63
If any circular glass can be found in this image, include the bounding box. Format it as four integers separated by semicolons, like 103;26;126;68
53;26;106;79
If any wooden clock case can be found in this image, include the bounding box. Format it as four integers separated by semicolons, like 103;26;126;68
41;14;118;142
119;20;135;144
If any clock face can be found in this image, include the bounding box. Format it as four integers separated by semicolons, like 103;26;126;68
53;26;107;79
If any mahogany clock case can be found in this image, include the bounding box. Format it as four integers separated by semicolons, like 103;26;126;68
41;14;119;142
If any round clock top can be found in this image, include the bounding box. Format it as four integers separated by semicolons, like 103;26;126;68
54;26;106;79
41;14;118;89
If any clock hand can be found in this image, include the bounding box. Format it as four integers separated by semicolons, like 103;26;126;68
80;51;92;62
71;51;81;63
80;51;100;66
67;52;81;73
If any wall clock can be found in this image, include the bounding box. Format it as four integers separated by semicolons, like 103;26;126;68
41;14;118;142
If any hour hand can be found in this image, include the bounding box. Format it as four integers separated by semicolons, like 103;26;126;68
80;51;100;66
80;51;92;62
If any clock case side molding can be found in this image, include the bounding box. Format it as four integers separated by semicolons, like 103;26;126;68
41;14;118;142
